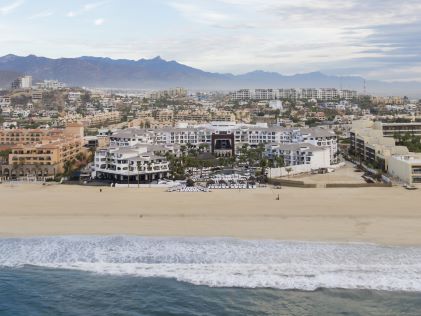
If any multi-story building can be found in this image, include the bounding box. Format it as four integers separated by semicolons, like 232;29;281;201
108;122;338;163
379;122;421;138
349;120;413;172
4;137;83;174
231;88;357;101
93;144;173;183
278;89;298;100
371;96;405;106
174;110;211;123
0;124;85;179
301;89;319;100
36;80;66;90
254;89;276;100
265;143;331;169
388;154;421;186
31;90;43;103
149;88;187;99
69;112;122;127
231;89;252;101
339;90;358;100
11;76;32;89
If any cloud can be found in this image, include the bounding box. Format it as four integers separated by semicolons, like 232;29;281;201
67;1;107;18
0;0;24;15
94;18;105;26
29;11;54;20
162;0;421;80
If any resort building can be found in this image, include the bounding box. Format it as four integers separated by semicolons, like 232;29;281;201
350;120;409;168
387;154;421;186
265;143;331;169
108;122;338;163
0;124;84;146
93;144;173;183
350;119;421;185
0;124;85;179
0;135;84;179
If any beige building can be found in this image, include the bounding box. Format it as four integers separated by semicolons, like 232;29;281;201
79;112;121;127
0;124;85;179
350;119;421;185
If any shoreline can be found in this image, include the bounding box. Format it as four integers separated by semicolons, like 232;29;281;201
1;185;421;246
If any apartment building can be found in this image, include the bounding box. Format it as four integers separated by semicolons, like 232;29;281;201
31;90;43;102
371;96;405;106
174;110;211;122
348;119;421;184
11;76;32;89
77;112;121;127
254;89;276;100
230;88;357;101
230;89;252;101
265;143;331;169
212;111;236;122
380;122;421;137
350;120;408;166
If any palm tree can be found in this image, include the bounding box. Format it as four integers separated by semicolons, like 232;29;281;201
275;156;285;168
285;167;293;178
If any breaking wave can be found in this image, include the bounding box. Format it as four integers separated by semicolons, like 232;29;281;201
1;236;421;292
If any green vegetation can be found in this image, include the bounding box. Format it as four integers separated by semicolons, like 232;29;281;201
0;149;11;163
394;133;421;152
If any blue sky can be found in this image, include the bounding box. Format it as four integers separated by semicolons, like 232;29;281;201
1;0;421;81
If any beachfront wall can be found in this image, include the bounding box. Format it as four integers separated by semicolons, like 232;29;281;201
268;165;312;178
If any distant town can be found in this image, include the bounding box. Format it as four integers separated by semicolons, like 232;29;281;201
0;74;420;189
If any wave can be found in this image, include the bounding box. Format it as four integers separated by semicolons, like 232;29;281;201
1;236;421;292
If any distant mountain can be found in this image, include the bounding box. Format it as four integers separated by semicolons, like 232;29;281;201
0;54;420;97
0;70;22;89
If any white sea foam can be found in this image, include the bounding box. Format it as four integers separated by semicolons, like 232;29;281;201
1;236;421;292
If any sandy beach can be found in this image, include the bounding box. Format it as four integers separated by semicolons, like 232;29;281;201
0;184;421;246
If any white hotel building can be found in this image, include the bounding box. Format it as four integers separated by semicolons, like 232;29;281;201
93;144;175;183
265;143;331;169
107;122;338;164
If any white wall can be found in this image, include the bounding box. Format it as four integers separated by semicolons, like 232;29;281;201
387;157;412;184
268;165;312;178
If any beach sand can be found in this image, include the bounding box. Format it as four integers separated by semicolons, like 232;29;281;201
1;184;421;245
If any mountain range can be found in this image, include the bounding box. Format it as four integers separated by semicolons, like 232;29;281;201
0;54;420;97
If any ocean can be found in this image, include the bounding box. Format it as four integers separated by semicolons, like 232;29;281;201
1;236;421;315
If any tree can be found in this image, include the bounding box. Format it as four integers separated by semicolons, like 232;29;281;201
275;156;284;168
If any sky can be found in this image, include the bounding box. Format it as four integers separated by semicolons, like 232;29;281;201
1;0;421;81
